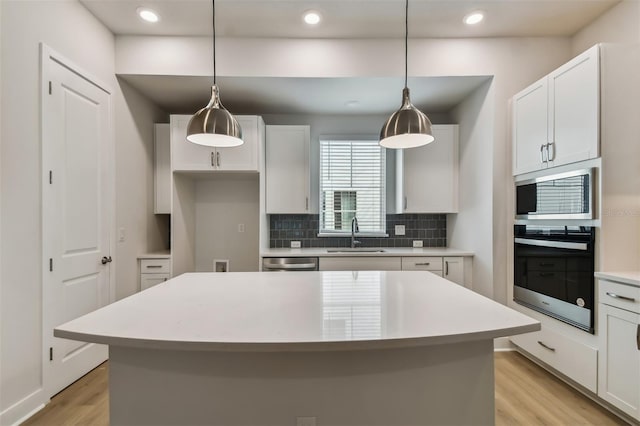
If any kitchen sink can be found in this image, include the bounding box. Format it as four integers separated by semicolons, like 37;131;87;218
326;248;386;253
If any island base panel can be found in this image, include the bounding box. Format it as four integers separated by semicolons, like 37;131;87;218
109;341;495;426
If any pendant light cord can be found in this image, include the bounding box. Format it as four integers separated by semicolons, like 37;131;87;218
404;0;408;89
212;0;217;84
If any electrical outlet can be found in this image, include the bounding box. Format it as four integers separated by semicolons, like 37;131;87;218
296;417;317;426
395;224;406;236
238;223;245;233
413;240;423;248
290;241;301;248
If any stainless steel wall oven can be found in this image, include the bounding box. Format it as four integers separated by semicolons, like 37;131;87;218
514;225;595;333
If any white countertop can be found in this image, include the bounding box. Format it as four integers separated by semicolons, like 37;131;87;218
595;271;640;287
55;271;538;352
261;247;474;257
137;250;171;259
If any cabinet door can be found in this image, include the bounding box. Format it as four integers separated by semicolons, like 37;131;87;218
171;114;216;171
216;115;260;171
400;125;458;213
443;257;464;285
141;274;170;291
598;303;640;420
154;123;171;214
265;125;310;213
512;77;548;176
548;45;599;168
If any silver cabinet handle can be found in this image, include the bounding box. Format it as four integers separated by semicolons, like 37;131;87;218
146;265;163;269
540;144;547;163
445;261;449;276
211;151;215;167
546;142;555;161
637;324;640;350
305;197;309;211
415;262;430;266
606;292;636;302
216;151;221;167
537;341;556;352
404;196;408;210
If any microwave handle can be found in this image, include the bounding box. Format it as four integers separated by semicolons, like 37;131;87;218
514;237;588;251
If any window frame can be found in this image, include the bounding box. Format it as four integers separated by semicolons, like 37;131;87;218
317;135;388;237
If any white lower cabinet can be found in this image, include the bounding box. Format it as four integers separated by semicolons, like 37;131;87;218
139;257;172;291
598;279;640;420
510;325;598;393
319;257;401;271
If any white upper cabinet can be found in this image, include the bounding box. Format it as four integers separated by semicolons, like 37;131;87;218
512;45;600;176
154;123;171;214
513;77;549;175
171;114;263;172
265;125;311;214
397;124;459;213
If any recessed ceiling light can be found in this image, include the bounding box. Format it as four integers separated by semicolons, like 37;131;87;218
463;11;484;25
137;7;159;23
303;10;321;25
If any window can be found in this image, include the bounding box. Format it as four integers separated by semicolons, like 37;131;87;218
319;137;386;235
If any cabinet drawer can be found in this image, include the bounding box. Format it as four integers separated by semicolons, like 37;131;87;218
510;325;597;393
401;257;442;271
599;279;640;314
319;257;401;271
140;259;171;274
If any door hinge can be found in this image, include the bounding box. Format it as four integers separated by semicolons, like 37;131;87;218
49;170;53;185
48;81;52;95
49;258;53;272
49;347;53;361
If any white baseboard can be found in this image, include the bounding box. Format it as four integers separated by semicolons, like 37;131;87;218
493;337;516;351
0;388;46;426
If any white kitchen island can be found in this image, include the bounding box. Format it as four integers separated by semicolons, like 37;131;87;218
55;271;539;426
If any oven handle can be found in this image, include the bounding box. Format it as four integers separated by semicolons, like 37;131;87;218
514;238;588;251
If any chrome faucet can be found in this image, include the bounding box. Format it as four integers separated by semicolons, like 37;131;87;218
351;217;361;248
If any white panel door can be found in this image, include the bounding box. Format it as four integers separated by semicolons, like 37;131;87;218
265;125;310;213
43;55;111;396
512;77;548;175
548;45;600;168
402;125;458;213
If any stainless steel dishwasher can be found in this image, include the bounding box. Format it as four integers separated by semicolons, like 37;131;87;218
262;257;318;271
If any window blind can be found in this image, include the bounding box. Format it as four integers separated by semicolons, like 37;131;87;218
319;138;386;234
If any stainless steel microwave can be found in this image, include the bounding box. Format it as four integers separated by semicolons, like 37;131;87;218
515;168;594;220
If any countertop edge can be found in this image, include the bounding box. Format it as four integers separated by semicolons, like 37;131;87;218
595;271;640;287
54;322;539;353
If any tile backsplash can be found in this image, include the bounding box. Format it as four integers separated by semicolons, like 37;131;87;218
269;214;446;248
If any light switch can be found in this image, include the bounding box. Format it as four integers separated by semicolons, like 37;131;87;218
395;225;405;236
118;227;126;242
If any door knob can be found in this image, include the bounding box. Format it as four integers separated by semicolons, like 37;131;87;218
101;256;112;265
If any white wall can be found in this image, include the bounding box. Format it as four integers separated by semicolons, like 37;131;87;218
572;0;640;54
115;78;168;299
449;80;495;298
0;1;166;423
194;176;260;272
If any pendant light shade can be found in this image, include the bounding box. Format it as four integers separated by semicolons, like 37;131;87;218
187;85;242;147
380;88;434;149
186;0;243;147
379;0;434;149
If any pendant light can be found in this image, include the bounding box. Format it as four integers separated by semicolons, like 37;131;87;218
379;0;434;149
186;0;242;147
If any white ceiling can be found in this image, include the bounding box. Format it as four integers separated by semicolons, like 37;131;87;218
83;0;619;115
80;0;619;38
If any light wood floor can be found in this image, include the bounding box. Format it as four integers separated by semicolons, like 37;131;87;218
23;351;625;426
